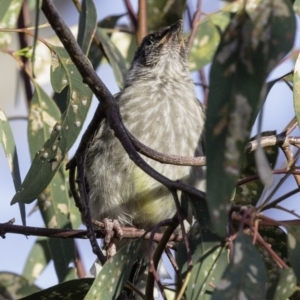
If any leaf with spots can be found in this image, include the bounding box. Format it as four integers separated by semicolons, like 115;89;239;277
27;81;61;159
189;17;221;71
234;131;278;206
20;278;94;300
77;0;97;55
147;0;186;31
88;14;125;70
25;80;77;282
293;0;300;16
96;27;127;89
37;163;77;282
293;53;300;127
84;239;142;299
212;232;267;300
11;45;93;205
285;225;300;281
0;0;22;48
22;237;51;284
0;272;41;299
266;268;297;300
0;107;25;224
178;193;226;299
205;0;296;237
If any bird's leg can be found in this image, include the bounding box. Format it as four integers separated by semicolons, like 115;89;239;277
103;218;124;258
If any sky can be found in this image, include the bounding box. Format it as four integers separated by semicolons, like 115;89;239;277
0;0;299;292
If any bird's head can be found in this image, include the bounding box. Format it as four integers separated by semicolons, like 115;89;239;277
125;20;190;86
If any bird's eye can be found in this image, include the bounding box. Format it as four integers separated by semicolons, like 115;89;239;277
144;39;153;47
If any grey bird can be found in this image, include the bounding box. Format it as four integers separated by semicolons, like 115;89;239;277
85;19;206;297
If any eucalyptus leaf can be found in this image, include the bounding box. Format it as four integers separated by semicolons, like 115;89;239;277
206;0;296;237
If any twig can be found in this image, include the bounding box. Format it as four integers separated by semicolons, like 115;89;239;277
256;232;289;269
146;218;178;300
77;154;106;265
137;0;147;44
123;0;138;32
17;1;33;106
275;204;300;219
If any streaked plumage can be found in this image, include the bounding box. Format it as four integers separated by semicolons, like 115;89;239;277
85;20;205;235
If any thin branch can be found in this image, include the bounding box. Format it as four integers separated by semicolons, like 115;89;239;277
256;232;289;269
146;218;178;300
0;220;183;242
17;1;33;106
187;0;202;49
123;0;138;32
281;145;300;187
137;0;147;44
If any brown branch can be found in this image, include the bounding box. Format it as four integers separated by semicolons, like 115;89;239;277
256;232;289;269
0;220;183;242
123;0;138;33
137;0;147;44
187;0;202;49
281;145;300;187
146;218;178;300
17;0;33;107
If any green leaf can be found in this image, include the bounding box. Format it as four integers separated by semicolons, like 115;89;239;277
293;0;300;16
27;80;77;282
84;239;142;299
286;225;300;281
266;268;297;300
293;53;300;126
210;11;231;32
97;27;127;88
20;278;93;300
0;272;41;299
0;108;25;224
212;232;267;300
22;237;51;283
11;46;93;205
186;245;228;300
206;0;296;237
189;18;220;71
0;0;22;48
147;0;186;31
178;193;226;298
28;82;61;159
77;0;97;54
37;164;77;282
234;131;278;206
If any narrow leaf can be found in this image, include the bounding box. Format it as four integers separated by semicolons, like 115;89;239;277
11;46;93;205
0;108;25;224
212;232;267;300
0;272;41;299
206;0;295;237
22;237;51;283
20;278;93;300
0;0;22;48
189;18;220;71
293;52;300;126
97;27;127;88
266;268;297;300
77;0;97;54
286;225;300;281
84;240;142;299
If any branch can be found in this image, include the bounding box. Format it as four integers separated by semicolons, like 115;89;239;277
0;220;183;242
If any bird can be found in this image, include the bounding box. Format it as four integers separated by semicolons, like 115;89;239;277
85;19;206;298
